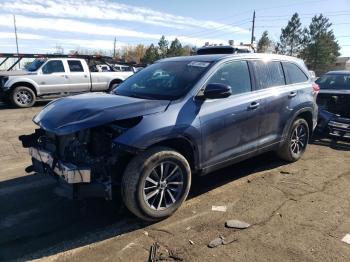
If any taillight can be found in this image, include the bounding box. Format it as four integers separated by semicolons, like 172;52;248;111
312;83;320;94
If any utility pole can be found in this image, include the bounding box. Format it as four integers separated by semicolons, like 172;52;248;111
13;14;20;68
113;37;116;58
251;10;256;49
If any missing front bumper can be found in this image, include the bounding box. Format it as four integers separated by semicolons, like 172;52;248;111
29;147;91;184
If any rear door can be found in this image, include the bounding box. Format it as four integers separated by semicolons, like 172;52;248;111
65;59;90;93
250;60;308;148
38;60;68;94
199;60;263;168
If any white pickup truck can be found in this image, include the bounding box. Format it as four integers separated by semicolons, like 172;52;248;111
0;58;133;107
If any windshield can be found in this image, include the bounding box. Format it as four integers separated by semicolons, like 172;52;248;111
316;74;350;90
113;61;212;100
25;59;46;72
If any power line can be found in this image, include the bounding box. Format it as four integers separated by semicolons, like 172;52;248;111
257;13;350;22
255;22;350;28
258;10;350;18
177;19;251;39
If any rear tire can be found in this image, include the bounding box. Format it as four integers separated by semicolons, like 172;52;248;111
108;79;122;92
10;86;36;108
277;118;309;162
121;146;191;221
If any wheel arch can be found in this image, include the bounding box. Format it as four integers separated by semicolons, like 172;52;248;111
282;107;314;139
148;136;199;173
108;78;123;91
11;81;38;96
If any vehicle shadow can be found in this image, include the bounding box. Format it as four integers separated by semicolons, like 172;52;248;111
311;136;350;151
0;153;285;261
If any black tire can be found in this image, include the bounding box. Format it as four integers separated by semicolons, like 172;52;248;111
121;146;191;221
10;86;36;108
277;118;309;162
108;79;122;92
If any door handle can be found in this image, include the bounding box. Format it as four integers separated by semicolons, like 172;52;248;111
248;101;260;110
288;91;297;98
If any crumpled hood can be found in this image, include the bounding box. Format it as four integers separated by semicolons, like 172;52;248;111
0;70;35;77
34;93;170;135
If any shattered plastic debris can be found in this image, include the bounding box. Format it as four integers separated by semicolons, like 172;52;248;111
149;242;184;261
208;236;237;248
225;219;251;229
342;234;350;245
211;206;227;212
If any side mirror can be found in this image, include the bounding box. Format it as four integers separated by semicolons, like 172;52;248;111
203;83;232;99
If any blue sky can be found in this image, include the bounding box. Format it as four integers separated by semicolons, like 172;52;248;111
0;0;349;56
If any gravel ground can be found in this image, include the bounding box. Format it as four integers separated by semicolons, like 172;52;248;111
0;101;350;262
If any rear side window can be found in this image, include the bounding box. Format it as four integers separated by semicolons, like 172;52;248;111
68;60;84;72
42;60;65;74
282;62;308;84
207;60;251;95
251;60;285;89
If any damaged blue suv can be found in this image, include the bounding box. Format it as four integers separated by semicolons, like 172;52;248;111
20;54;318;221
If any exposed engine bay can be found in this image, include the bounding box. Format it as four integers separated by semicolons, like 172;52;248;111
19;117;142;199
316;93;350;139
317;93;350;118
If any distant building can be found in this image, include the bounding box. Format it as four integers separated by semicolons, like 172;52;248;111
333;57;350;71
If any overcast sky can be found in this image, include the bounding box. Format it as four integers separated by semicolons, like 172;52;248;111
0;0;349;56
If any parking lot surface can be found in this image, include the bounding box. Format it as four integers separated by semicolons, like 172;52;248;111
0;101;350;262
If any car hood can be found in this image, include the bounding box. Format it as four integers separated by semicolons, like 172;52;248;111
34;93;170;135
0;70;36;77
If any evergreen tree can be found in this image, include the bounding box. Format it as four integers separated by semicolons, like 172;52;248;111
142;44;159;64
158;35;169;58
278;13;304;56
300;14;340;74
168;38;184;57
257;31;272;53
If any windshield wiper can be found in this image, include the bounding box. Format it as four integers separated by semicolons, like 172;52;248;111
115;92;156;100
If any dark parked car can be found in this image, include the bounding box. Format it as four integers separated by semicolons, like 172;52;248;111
315;71;350;139
20;54;318;221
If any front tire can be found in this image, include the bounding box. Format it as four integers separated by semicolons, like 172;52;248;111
121;146;191;221
277;118;309;162
10;86;36;108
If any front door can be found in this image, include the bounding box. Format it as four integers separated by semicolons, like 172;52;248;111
39;60;68;94
199;60;262;168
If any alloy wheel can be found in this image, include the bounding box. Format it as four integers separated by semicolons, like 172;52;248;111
290;123;308;155
143;161;184;211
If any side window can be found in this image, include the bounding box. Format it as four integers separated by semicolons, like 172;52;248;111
207;60;251;95
251;60;285;89
282;62;308;84
68;60;84;72
42;60;65;74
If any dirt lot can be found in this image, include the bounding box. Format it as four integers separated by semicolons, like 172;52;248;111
0;101;350;262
